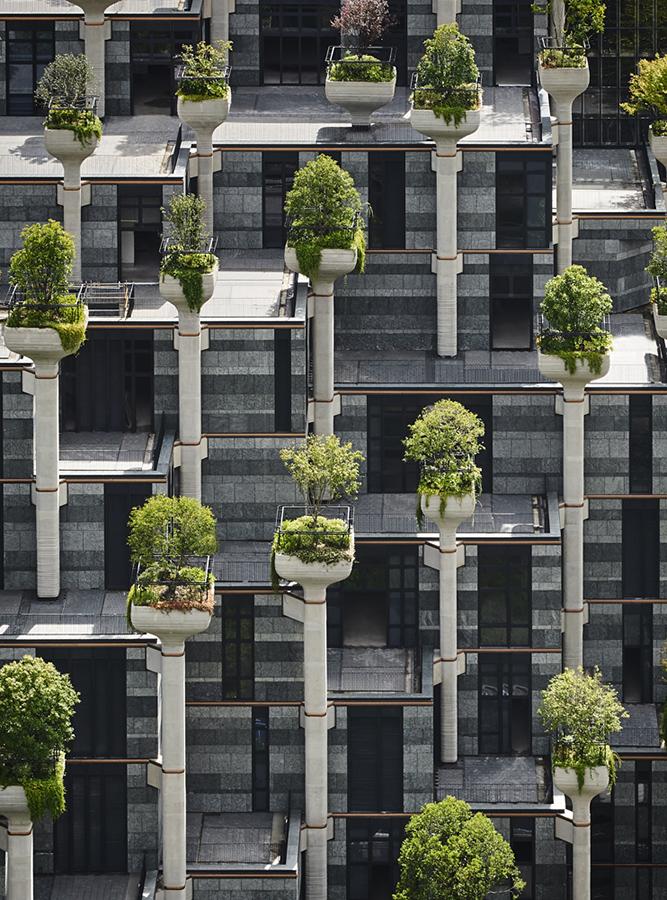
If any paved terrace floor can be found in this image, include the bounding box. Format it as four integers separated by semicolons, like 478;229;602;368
34;874;141;900
60;432;155;473
0;116;178;180
569;149;648;212
611;703;662;751
0;590;132;639
437;756;549;806
187;812;284;866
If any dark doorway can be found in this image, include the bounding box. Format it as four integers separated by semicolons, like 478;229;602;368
130;24;198;115
493;0;534;85
347;820;404;900
622;499;659;598
368;152;406;250
347;707;402;812
6;23;54;115
61;329;154;433
490;256;533;350
118;185;163;281
104;483;152;590
478;654;531;755
262;152;299;248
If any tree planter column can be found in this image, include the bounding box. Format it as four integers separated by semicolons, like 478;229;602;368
177;98;231;235
284;248;357;435
421;494;474;762
160;264;218;499
0;787;33;900
69;1;111;118
211;0;235;43
44;129;99;283
131;605;212;899
554;766;608;900
538;353;609;668
538;63;589;272
275;550;354;900
410;109;480;357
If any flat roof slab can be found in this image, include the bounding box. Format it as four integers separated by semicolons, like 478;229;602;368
437;756;547;804
187;812;283;866
570;149;647;212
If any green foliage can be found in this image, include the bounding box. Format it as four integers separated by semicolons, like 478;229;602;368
7;221;86;353
646;223;667;281
651;285;667;314
328;53;395;82
161;252;217;312
538;667;628;789
403;400;484;517
539;46;587;67
35;53;94;108
652;119;667;135
45;108;102;147
284;155;365;280
176;41;232;101
533;0;605;49
620;55;667;123
163;193;210;251
412;25;480;125
271;516;352;585
128;495;218;571
538;265;612;374
280;435;363;520
394;797;525;900
0;656;79;818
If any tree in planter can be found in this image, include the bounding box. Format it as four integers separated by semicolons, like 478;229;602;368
328;0;395;83
127;495;218;618
537;264;613;375
534;0;606;67
411;25;480;125
284;155;366;280
538;667;628;789
646;223;667;313
620;54;667;137
35;54;102;147
394;796;525;900
271;435;363;584
160;193;218;313
176;40;232;101
403;399;484;527
7;220;86;354
0;656;80;821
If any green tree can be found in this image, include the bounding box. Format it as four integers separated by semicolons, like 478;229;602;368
541;265;612;334
35;53;94;108
128;495;218;575
162;193;209;252
620;54;667;127
177;40;232;100
412;25;480;124
9;220;74;307
394;797;524;900
280;434;363;521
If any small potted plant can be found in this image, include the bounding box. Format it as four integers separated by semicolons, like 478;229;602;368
620;54;667;169
538;667;627;796
176;41;232;133
159;193;219;314
127;495;218;636
3;220;87;359
403;399;484;530
535;0;605;98
537;264;613;384
271;435;363;589
284;155;366;287
36;54;102;161
409;25;481;145
325;0;396;126
646;223;667;337
0;656;79;824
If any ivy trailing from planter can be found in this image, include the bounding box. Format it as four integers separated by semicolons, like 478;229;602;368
537;264;613;375
161;250;218;312
403;399;484;529
411;25;480;125
285;155;366;282
45;108;102;147
271;516;353;588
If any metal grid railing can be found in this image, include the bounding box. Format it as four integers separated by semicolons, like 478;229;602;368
77;281;134;318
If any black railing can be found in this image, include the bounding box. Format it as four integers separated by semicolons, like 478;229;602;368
171;124;183;174
538;35;589;66
160;234;218;255
536;312;612;343
152;413;166;470
0;749;60;781
3;284;83;317
275;504;354;534
410;72;481;108
326;44;396;67
48;95;98;114
78;282;134;318
135;554;213;591
175;64;232;94
287;213;363;244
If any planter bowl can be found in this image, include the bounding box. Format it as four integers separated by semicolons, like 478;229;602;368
130;600;213;641
553;764;609;800
538;60;590;106
420;492;476;531
649;126;667;170
284;246;357;284
274;542;355;591
3;307;89;363
537;350;610;391
177;95;231;132
653;302;667;339
44;127;99;166
325;76;396;126
409;107;480;148
159;261;219;315
0;785;30;817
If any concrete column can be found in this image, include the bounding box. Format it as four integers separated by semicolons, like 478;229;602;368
44;129;98;283
432;0;460;27
421;494;474;763
554;766;608;900
177;99;231;236
561;379;586;670
0;787;33;900
210;0;235;44
82;15;107;118
34;359;62;599
311;283;335;436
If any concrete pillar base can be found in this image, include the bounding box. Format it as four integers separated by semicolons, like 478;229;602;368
0;786;33;900
554;766;609;900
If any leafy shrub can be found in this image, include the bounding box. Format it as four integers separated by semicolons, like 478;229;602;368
271;515;352;584
331;0;393;48
161;251;218;312
647;224;667;312
620;55;667;129
0;656;79;821
412;25;480;125
394;797;524;900
533;0;605;52
538;667;628;789
160;194;217;312
45;107;102;147
7;221;86;353
539;46;587;67
285;155;366;280
35;54;102;147
538;264;613;374
280;434;363;520
176;41;232;102
403;399;484;525
328;54;395;82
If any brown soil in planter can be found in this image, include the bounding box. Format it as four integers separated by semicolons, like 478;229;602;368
141;583;215;613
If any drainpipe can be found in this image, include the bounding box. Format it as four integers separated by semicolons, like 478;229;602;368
44;128;98;283
421;494;474;762
0;787;33;900
285;249;357;435
72;1;112;118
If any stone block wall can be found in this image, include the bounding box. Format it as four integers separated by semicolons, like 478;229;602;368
107;21;132;116
575;218;654;312
215;152;263;250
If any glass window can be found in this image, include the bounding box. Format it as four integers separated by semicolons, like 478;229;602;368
347;707;403;811
262;152;299;247
478;545;532;646
7;24;55;115
490;255;534;350
252;707;270;811
622;499;659;598
496;154;551;249
510;818;535;898
622;603;652;703
629;394;652;494
222;595;255;700
478;655;531;754
493;0;534;85
368;152;406;249
130;24;198;114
